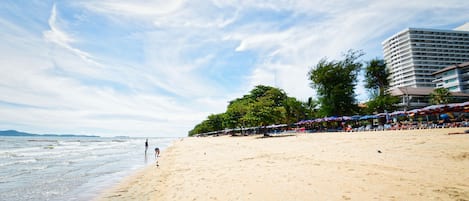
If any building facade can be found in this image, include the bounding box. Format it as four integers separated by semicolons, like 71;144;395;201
433;62;469;93
390;86;469;111
382;26;469;90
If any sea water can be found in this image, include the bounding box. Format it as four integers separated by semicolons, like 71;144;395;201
0;136;175;201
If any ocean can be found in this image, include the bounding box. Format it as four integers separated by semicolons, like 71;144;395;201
0;136;175;201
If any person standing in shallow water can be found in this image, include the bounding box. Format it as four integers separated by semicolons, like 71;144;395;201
145;139;149;154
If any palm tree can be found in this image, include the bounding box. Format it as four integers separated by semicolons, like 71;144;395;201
430;88;451;105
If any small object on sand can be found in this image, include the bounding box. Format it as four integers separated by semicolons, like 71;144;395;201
377;150;382;153
448;130;469;135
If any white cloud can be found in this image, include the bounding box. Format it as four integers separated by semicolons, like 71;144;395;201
0;3;205;136
1;0;469;136
78;0;185;18
223;0;469;101
43;4;95;63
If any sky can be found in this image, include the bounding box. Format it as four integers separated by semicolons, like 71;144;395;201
1;0;468;137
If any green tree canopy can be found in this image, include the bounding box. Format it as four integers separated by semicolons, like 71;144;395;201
363;59;398;113
188;113;226;136
365;94;398;114
430;88;451;104
364;59;389;96
188;85;311;136
308;50;363;116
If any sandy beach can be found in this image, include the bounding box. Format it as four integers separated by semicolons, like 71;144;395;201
95;128;469;201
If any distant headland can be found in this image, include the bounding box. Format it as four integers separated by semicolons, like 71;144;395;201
0;130;99;137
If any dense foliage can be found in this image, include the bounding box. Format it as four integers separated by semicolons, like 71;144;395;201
363;59;399;113
364;59;389;96
430;88;451;104
188;85;311;136
308;50;363;116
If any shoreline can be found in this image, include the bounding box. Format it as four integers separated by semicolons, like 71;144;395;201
95;128;469;201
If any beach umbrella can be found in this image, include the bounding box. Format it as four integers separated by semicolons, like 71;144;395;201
359;115;378;120
461;101;469;108
447;102;469;112
295;120;307;125
324;116;340;122
342;116;353;121
296;119;316;125
390;111;406;116
266;124;287;128
407;109;421;117
407;109;420;114
314;118;325;123
377;113;387;117
421;104;448;114
463;101;469;112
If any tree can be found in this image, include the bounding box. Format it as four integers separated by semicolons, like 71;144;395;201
188;85;309;135
224;98;251;128
365;94;399;114
206;113;226;131
308;50;363;116
242;86;288;126
363;59;399;113
364;59;389;96
188;113;226;136
284;97;308;124
302;97;318;119
242;96;286;127
248;85;287;107
430;88;451;104
225;85;288;128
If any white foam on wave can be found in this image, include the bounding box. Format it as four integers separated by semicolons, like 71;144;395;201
0;137;176;201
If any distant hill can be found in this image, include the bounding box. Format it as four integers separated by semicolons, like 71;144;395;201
0;130;99;137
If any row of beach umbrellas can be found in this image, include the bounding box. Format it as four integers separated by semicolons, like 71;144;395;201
296;101;469;125
407;102;469;115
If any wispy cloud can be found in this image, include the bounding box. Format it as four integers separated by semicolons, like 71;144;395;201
78;0;185;18
1;0;468;136
43;4;95;63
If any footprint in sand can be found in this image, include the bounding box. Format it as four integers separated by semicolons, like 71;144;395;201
342;195;351;200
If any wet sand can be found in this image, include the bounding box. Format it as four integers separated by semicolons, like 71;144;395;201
95;128;469;201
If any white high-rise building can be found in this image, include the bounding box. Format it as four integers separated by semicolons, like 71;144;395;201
382;23;469;90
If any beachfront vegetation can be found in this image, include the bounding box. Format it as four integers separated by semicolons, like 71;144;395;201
188;85;311;136
364;59;389;96
430;88;451;104
189;50;453;136
308;50;363;116
363;59;399;113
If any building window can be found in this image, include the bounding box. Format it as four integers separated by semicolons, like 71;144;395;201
445;78;457;83
448;86;458;91
443;69;456;76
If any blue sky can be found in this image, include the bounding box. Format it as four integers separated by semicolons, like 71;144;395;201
1;0;468;137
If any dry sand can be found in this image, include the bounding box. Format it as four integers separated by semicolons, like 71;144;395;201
95;128;469;201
